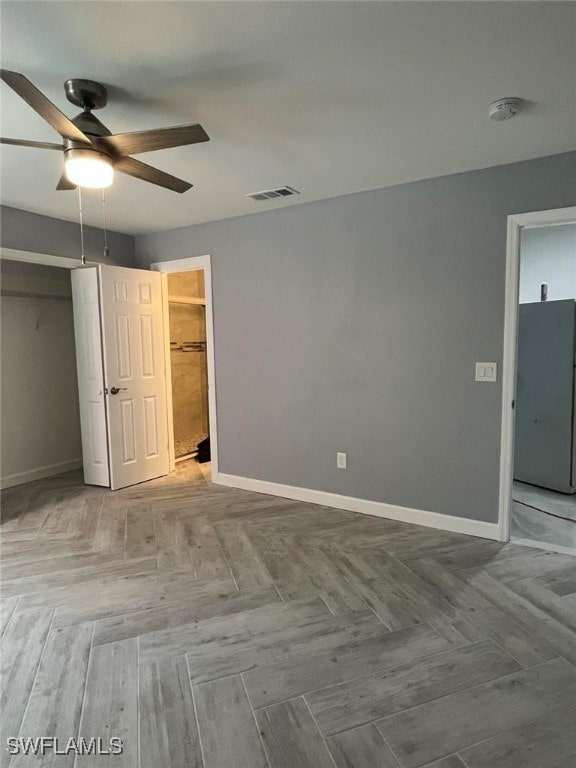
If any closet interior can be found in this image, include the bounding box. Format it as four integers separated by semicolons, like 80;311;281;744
167;270;209;462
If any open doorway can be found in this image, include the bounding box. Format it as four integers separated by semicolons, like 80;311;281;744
0;256;82;489
151;254;218;481
166;269;210;466
498;207;576;553
511;222;576;554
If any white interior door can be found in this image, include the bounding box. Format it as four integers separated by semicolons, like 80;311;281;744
71;268;110;487
99;264;170;489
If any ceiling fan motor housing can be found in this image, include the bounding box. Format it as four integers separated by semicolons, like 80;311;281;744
64;144;113;162
70;110;112;139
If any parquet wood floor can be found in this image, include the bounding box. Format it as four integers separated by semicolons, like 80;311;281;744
1;462;575;767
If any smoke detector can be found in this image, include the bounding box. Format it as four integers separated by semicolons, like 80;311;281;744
489;97;523;122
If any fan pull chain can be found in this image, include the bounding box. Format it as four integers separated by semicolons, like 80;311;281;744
102;190;109;260
77;186;86;265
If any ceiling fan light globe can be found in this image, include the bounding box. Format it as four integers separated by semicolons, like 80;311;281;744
65;150;114;189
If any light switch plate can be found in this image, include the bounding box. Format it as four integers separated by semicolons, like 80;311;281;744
475;362;498;382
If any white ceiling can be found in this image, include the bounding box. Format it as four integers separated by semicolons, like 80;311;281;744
1;1;574;235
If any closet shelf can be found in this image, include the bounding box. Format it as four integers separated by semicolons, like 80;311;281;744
170;340;207;352
168;295;206;306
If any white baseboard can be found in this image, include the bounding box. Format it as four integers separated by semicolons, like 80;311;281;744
1;459;83;490
213;471;499;541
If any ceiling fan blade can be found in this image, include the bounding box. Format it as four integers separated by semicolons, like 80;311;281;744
115;156;192;193
56;172;76;191
100;124;209;156
1;69;91;145
1;137;64;150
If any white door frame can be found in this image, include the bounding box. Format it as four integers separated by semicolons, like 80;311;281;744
150;255;219;477
497;205;576;542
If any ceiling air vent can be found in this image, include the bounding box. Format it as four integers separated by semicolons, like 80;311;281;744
245;186;299;202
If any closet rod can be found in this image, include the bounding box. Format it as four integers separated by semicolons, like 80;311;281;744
0;289;71;301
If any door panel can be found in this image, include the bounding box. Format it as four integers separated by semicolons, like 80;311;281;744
120;399;137;464
115;314;132;379
71;268;110;487
99;265;169;489
143;396;159;456
140;315;155;377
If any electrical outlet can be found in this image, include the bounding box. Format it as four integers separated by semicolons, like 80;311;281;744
337;452;347;469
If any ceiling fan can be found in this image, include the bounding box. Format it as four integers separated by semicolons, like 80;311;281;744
0;70;209;192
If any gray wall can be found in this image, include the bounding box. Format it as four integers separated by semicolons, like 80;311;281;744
1;205;135;266
1;206;135;486
519;222;576;303
137;151;576;524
